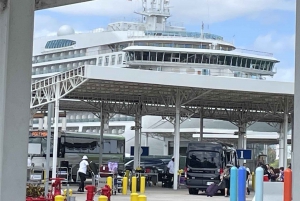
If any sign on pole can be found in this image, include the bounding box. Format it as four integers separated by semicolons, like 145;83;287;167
130;146;149;156
236;149;252;160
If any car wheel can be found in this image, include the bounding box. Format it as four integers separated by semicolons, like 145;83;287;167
220;189;225;195
188;188;198;195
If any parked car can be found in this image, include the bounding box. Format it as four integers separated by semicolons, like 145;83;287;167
125;158;168;182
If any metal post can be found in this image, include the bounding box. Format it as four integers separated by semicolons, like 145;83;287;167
43;115;48;130
39;118;43;130
99;115;104;168
283;98;289;169
139;116;142;167
145;133;149;146
52;80;60;179
45;103;53;196
279;124;285;168
134;114;141;169
61;117;67;131
99;111;104;168
238;123;247;165
163;137;168;155
199;107;204;141
173;91;181;190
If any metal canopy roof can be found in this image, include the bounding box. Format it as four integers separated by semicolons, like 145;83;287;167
144;128;292;145
35;0;92;10
31;65;294;123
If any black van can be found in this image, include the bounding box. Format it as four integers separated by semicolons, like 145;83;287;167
185;142;238;195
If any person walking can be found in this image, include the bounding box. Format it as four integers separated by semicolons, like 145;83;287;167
243;163;251;195
222;164;232;197
167;156;175;188
78;155;92;192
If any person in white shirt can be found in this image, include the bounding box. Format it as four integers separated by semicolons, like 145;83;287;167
243;163;251;195
166;156;175;188
78;155;92;192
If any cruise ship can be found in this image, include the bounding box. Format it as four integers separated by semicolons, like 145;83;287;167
30;0;280;162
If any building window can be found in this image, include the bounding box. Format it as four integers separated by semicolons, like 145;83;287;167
104;56;109;66
118;54;123;64
98;57;103;66
111;55;116;65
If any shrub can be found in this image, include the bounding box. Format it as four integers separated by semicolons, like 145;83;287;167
26;184;45;198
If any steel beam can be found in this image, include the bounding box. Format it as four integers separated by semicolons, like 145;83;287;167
35;0;92;10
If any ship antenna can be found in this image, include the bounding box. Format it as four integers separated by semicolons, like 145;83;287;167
142;0;147;12
207;0;210;33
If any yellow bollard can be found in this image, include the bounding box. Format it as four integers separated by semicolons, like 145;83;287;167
63;189;73;196
138;195;147;201
107;176;113;193
55;195;65;201
140;176;145;194
131;193;139;201
131;176;137;193
98;195;108;201
122;176;128;195
252;172;255;190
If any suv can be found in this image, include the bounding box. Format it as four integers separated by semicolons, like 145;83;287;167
185;142;238;195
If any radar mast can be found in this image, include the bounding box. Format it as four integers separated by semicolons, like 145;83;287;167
135;0;171;31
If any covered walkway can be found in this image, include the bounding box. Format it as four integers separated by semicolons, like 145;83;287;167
30;65;293;191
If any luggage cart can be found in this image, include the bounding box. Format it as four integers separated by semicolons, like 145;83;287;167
97;172;114;195
113;175;122;194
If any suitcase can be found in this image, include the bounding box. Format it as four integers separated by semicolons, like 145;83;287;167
206;182;221;197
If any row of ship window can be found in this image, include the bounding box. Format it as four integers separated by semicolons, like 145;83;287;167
126;51;275;72
98;54;124;66
32;59;96;75
32;49;87;64
133;42;234;51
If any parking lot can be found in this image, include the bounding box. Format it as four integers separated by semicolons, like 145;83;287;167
70;186;254;201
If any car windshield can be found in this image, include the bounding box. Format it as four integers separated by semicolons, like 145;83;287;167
187;151;219;168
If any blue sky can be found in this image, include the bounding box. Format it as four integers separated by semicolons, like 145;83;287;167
34;0;296;82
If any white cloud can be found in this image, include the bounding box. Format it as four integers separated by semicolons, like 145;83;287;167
47;0;295;24
34;15;60;37
269;66;294;82
253;33;295;54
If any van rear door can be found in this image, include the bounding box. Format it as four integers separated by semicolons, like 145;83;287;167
186;151;221;188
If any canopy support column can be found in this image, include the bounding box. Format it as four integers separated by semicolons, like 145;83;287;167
283;99;289;169
99;106;109;167
173;91;181;190
199;107;204;141
237;123;247;165
52;80;60;179
0;1;35;200
134;114;142;169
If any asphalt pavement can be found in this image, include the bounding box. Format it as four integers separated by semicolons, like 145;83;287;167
67;185;254;201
